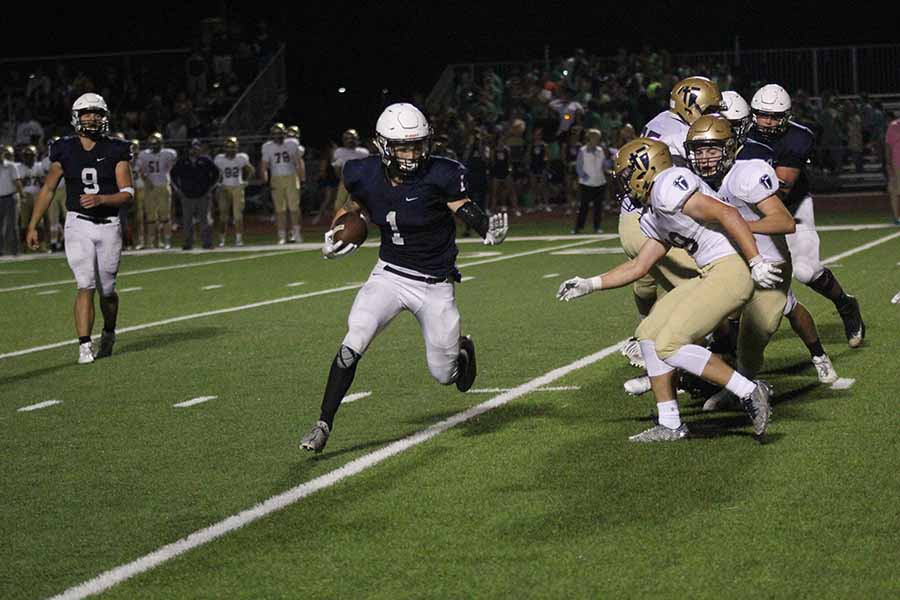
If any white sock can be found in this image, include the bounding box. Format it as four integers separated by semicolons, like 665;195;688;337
657;400;682;429
292;225;301;237
236;233;242;243
725;372;757;399
278;229;286;241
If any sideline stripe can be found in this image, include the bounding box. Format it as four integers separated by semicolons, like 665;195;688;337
1;239;599;362
48;341;623;600
17;400;62;412
0;251;303;294
173;396;218;408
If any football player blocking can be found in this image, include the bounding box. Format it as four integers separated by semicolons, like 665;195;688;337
300;103;509;453
559;137;781;441
25;93;134;363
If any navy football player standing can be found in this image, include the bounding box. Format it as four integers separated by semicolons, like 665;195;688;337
300;103;509;453
739;84;865;348
26;93;134;364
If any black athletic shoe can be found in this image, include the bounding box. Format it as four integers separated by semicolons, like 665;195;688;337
456;335;477;392
837;295;865;348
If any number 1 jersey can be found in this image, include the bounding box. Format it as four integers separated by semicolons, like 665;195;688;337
343;156;468;277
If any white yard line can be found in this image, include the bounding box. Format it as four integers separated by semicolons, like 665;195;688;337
468;386;581;393
460;276;476;282
830;378;856;390
17;400;62;412
821;230;900;264
36;290;60;296
119;287;143;293
173;396;218;408
0;251;303;294
286;282;306;287
48;341;623;600
201;285;224;290
342;391;372;404
542;273;560;279
2;239;599;362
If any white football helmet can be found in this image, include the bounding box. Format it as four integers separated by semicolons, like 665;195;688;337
750;84;791;139
375;102;432;180
71;93;109;138
721;91;751;144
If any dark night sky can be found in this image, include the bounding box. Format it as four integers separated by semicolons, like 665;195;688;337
5;3;896;146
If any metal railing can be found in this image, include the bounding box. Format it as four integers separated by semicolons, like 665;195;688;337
217;44;287;137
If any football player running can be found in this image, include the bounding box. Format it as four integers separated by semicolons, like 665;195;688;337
25;93;134;363
558;138;782;441
739;84;865;348
300;103;509;453
683;117;838;410
617;76;724;368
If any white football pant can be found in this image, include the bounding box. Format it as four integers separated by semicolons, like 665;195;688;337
64;212;122;295
343;260;461;384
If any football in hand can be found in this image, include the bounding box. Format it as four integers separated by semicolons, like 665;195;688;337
332;211;368;247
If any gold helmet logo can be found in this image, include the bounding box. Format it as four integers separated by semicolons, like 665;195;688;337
670;76;724;125
613;137;673;204
684;116;736;181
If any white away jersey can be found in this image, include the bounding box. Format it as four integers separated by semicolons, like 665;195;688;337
639;167;736;268
18;162;45;194
286;137;306;158
332;146;370;172
641;110;690;161
262;141;301;176
41;156;65;191
718;159;786;262
137;148;178;186
214;153;251;187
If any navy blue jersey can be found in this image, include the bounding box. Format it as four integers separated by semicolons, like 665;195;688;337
343;156;468;277
50;135;132;219
738;121;814;211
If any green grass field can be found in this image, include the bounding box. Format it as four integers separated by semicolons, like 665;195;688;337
2;213;899;599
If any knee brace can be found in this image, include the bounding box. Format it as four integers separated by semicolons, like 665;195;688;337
807;268;837;296
336;345;361;369
661;344;712;377
639;340;674;377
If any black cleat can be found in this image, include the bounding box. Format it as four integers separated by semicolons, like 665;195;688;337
455;335;477;392
837;295;865;348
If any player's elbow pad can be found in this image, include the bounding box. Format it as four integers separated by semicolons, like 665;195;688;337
456;201;489;237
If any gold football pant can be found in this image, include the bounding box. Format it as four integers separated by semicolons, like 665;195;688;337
217;186;245;226
636;254;753;359
271;175;300;214
736;262;792;376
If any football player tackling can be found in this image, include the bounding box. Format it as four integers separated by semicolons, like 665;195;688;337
558;138;782;441
300;103;509;453
26;93;134;363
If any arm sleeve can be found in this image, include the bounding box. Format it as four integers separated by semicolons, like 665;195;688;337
455;200;490;237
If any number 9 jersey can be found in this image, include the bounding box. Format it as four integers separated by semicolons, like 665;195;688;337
50;135;132;219
638;166;737;269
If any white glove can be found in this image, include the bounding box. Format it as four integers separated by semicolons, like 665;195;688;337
749;256;783;289
321;226;358;260
556;276;602;302
483;212;508;245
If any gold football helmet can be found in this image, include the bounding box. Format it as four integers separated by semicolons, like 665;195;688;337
287;125;300;138
148;132;163;151
613;137;673;205
684;116;736;181
669;76;724;125
224;136;239;154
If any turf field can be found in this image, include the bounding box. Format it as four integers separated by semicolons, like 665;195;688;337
2;212;899;599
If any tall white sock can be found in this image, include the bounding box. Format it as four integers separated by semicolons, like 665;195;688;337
657;400;682;429
725;372;757;399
